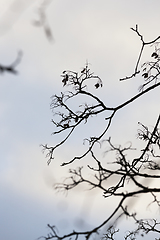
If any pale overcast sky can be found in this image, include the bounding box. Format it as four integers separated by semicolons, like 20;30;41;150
0;1;160;240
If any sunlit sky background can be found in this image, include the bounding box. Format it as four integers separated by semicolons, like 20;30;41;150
0;0;160;239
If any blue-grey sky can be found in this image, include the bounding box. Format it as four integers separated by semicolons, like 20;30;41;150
0;1;160;239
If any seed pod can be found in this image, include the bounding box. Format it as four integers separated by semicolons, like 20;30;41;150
81;68;85;73
62;74;69;86
95;83;100;89
151;52;158;59
142;73;148;78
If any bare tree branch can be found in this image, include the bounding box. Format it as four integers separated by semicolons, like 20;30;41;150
41;26;160;240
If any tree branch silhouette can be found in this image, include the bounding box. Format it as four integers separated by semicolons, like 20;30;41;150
0;51;22;75
41;25;160;239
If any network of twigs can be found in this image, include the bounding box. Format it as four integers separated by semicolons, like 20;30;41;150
40;25;160;240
